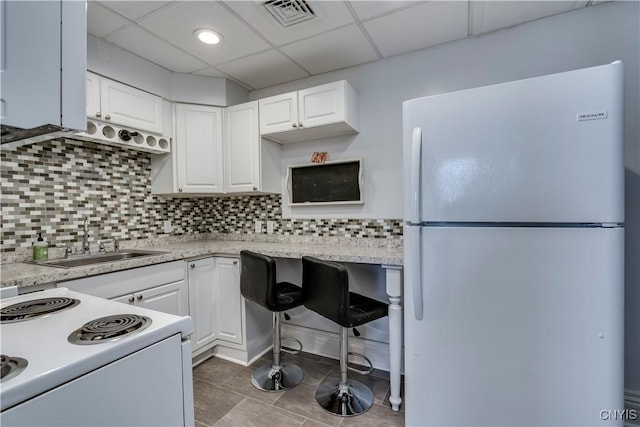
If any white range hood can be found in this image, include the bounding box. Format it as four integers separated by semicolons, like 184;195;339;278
0;1;86;151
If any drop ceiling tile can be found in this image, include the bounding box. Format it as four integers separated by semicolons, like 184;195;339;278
281;25;378;74
470;1;589;35
87;2;129;38
138;1;271;65
97;1;174;21
105;25;208;73
363;1;469;57
348;0;421;21
217;50;309;89
222;0;355;46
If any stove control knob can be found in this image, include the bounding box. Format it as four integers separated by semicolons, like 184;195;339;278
128;296;134;303
137;295;143;301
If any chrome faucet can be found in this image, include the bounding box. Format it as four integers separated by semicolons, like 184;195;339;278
82;217;90;254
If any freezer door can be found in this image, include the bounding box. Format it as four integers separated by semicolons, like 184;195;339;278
402;62;624;224
404;226;624;426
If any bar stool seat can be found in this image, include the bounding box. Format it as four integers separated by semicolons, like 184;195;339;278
240;250;304;392
302;256;388;416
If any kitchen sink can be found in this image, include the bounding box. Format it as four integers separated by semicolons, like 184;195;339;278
33;250;169;269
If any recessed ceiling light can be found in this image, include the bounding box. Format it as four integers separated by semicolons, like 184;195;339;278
194;29;222;45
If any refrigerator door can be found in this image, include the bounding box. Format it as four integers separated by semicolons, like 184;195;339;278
404;226;624;426
402;62;624;224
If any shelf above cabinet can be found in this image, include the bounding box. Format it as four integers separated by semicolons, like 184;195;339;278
73;119;170;154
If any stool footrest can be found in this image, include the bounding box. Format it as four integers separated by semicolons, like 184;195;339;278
347;352;373;375
281;336;303;355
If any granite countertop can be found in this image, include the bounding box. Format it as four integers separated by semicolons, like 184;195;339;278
1;235;403;289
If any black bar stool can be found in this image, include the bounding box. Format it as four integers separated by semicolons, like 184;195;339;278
302;256;388;416
240;250;304;391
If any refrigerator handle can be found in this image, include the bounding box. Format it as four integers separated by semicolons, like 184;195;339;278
409;127;422;224
405;225;423;320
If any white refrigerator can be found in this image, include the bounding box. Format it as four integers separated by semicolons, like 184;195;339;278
402;61;624;426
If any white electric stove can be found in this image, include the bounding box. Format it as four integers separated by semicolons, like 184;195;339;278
0;287;194;426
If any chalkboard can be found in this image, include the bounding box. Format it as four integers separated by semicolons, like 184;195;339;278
288;160;363;205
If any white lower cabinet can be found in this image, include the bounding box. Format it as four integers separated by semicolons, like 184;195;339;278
187;256;272;364
112;280;188;317
213;257;243;344
57;257;272;363
187;257;217;351
57;261;189;318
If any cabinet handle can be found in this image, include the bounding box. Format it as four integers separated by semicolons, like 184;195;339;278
190;263;195;269
128;296;134;303
253;186;257;191
292;123;298;128
298;122;303;127
105;114;111;120
233;260;238;265
178;188;183;192
96;112;102;118
137;295;143;301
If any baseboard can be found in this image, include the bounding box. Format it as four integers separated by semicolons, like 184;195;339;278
281;323;391;371
191;341;272;367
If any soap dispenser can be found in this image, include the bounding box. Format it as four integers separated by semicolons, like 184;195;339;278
33;233;48;261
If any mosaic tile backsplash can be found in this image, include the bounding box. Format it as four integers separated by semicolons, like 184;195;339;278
1;140;402;253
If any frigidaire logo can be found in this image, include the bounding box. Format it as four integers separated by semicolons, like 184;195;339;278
577;110;608;121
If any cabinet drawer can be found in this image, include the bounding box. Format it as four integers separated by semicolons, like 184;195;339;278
58;261;184;299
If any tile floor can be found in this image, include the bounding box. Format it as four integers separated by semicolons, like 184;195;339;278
192;351;404;427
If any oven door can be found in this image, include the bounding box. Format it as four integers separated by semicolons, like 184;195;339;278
1;334;190;427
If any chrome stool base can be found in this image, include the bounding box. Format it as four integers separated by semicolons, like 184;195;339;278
315;377;374;416
251;362;303;392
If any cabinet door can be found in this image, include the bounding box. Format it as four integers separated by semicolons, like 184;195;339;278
188;258;217;351
86;72;101;120
298;81;345;128
175;104;224;193
136;280;189;317
258;92;298;135
224;101;260;193
214;257;243;345
100;78;163;134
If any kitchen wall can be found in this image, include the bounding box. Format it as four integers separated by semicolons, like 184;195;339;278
0;139;401;254
250;1;640;396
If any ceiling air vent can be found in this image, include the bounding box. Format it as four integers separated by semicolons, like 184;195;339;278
263;0;316;28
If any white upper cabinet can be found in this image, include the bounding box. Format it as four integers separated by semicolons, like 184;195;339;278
258;80;359;144
223;101;280;194
174;104;224;194
86;72;164;134
258;92;299;135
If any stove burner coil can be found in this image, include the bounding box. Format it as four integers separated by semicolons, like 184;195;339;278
1;297;80;323
0;354;28;382
68;314;151;345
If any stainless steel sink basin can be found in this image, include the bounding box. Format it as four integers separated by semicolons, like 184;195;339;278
33;250;169;269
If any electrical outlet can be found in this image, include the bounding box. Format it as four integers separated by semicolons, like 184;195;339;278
254;220;263;234
163;220;172;233
266;221;275;234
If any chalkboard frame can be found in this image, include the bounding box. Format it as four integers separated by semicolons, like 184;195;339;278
286;158;364;206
